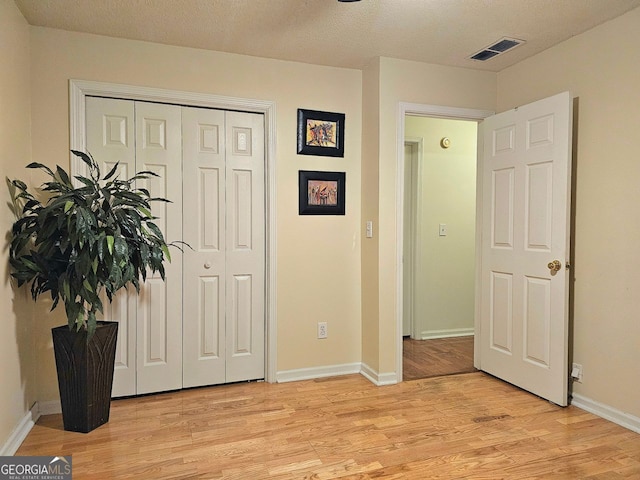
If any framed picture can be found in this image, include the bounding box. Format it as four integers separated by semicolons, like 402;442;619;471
297;109;345;157
299;170;346;215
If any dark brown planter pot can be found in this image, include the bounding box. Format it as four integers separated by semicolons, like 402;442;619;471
52;321;118;433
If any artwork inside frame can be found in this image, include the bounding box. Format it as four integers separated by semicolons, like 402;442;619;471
297;109;345;157
299;170;346;215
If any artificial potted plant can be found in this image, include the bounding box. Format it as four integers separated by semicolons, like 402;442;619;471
8;150;173;433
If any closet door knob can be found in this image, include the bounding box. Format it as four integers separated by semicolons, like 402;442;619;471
204;262;211;269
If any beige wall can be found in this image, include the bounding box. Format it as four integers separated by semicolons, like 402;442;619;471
27;27;363;402
405;117;477;337
497;6;640;417
373;57;496;375
0;0;35;451
361;59;381;372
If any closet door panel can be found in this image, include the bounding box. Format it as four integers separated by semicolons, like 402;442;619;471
86;97;137;398
182;107;227;387
135;101;183;395
225;111;265;383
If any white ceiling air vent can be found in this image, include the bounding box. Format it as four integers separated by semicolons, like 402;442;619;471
469;37;525;61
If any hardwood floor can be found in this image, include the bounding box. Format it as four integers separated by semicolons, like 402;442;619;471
17;373;640;479
403;336;476;381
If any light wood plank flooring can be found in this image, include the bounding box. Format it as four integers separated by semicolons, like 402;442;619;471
17;373;640;479
403;336;476;381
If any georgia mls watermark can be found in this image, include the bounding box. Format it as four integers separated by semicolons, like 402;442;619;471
0;456;72;480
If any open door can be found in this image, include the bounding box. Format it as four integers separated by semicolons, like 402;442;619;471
478;91;572;406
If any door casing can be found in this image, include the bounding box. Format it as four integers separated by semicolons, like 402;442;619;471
69;79;278;383
396;103;494;382
403;138;422;339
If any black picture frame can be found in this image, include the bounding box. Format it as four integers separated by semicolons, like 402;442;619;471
297;109;345;157
299;170;346;215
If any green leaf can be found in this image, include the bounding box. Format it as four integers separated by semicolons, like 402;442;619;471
11;179;28;191
71;150;93;168
26;162;54;177
139;207;152;218
64;200;74;213
146;222;165;241
75;247;92;276
96;234;105;261
106;235;115;255
113;236;128;259
161;243;171;262
56;166;72;186
103;162;120;181
74;176;95;188
92;294;103;315
116;191;145;203
19;257;39;271
76;309;85;330
76;209;88;235
87;312;97;339
140;243;150;263
131;170;160;178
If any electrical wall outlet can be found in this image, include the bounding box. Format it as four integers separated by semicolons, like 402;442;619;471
571;363;583;383
317;322;328;339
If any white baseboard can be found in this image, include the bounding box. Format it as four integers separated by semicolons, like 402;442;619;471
360;363;399;386
571;393;640;434
276;363;400;386
420;328;474;340
0;405;40;456
276;363;361;383
38;400;62;415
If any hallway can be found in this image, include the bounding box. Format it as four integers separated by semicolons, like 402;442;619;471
403;336;476;381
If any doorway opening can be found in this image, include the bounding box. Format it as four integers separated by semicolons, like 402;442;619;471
402;116;478;380
396;103;494;382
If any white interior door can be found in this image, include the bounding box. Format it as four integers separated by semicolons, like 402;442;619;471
182;107;227;388
134;101;183;395
479;91;572;406
86;97;137;397
224;111;265;382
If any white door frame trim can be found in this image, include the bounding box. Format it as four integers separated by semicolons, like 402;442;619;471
69;79;278;383
403;137;423;340
396;102;493;382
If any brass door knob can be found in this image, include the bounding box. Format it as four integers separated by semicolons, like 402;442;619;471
547;260;562;272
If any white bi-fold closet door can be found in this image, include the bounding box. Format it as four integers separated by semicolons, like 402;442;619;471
86;97;265;397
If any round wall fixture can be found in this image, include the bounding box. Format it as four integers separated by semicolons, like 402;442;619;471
440;137;451;149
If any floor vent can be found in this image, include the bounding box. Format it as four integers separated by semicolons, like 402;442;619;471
470;37;525;61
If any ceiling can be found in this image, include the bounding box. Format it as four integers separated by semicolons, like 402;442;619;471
14;0;640;72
